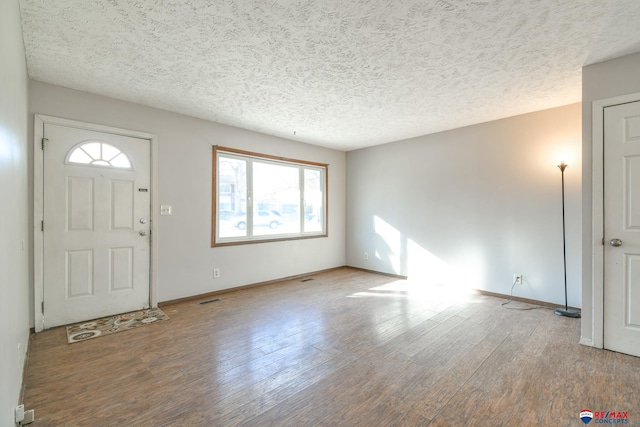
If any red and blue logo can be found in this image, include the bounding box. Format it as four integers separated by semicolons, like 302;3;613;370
581;410;594;424
580;409;629;424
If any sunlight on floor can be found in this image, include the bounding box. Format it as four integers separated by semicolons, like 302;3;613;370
355;216;483;304
348;278;477;305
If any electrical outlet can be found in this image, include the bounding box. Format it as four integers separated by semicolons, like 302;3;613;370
364;252;369;260
213;268;220;279
513;274;523;285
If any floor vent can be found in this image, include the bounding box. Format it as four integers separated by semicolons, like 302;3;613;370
198;298;222;305
300;278;314;282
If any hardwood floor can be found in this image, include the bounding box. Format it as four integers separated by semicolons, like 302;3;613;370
23;268;640;426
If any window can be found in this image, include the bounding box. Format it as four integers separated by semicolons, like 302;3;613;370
67;141;132;169
212;146;328;246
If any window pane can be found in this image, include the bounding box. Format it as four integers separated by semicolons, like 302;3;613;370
82;142;101;159
217;156;247;238
110;153;132;169
67;142;132;169
213;147;327;246
304;169;323;232
101;144;121;161
253;162;299;236
68;149;93;164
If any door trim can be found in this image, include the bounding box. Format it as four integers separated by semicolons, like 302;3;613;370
590;93;640;349
33;114;159;332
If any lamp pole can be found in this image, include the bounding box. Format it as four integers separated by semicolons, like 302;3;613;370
555;162;580;318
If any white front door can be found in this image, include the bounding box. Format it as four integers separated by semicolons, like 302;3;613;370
604;100;640;357
42;123;151;328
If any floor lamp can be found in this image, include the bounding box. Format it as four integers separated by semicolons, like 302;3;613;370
554;161;580;318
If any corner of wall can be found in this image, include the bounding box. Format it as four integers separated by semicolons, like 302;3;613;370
0;0;32;424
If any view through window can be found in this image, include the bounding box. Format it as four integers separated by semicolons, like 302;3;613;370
213;147;327;245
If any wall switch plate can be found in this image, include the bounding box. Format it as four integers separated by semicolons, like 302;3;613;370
160;205;173;215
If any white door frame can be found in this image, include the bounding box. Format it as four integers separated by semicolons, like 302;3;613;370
590;92;640;349
33;114;159;332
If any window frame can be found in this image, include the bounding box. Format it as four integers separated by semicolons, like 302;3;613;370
212;146;328;247
66;141;133;170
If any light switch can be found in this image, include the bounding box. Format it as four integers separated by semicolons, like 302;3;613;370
160;205;173;215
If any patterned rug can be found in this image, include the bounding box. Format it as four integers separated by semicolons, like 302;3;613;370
66;308;169;344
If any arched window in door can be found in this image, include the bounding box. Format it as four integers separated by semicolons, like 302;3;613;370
66;141;132;169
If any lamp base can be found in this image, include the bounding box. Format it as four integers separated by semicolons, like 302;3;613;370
554;308;581;318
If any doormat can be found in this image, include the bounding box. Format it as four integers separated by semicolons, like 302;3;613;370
66;308;169;344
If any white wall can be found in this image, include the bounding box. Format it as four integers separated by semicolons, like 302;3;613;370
581;51;640;344
29;81;346;309
0;0;31;424
347;103;582;307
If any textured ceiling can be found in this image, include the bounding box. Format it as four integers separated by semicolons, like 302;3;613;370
19;0;640;151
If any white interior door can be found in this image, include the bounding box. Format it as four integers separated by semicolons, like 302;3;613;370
42;123;151;328
604;100;640;357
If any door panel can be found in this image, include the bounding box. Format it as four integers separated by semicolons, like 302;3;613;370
112;180;135;229
66;249;93;297
604;100;640;357
627;156;640;229
110;247;134;291
67;177;94;230
43;123;151;328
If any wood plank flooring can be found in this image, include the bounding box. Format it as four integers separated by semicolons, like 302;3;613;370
22;268;640;426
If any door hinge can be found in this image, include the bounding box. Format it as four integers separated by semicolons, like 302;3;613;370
41;301;44;314
41;220;44;232
41;137;48;150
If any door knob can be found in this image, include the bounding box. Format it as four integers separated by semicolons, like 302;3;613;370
139;218;148;224
610;238;623;247
139;230;150;236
